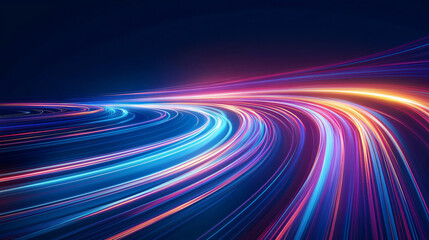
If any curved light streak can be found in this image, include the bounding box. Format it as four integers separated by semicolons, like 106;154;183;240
0;37;428;239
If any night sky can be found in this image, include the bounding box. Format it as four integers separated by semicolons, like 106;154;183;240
2;1;429;101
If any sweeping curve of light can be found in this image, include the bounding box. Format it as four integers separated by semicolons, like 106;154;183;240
1;37;429;239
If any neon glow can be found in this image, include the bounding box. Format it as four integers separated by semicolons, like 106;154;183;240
1;37;428;239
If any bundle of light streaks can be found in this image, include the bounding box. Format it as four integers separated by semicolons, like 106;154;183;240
1;38;429;240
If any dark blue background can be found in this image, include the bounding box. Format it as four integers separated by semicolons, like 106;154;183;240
2;1;429;101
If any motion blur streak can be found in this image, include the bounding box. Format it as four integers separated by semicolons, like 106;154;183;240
1;37;429;240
